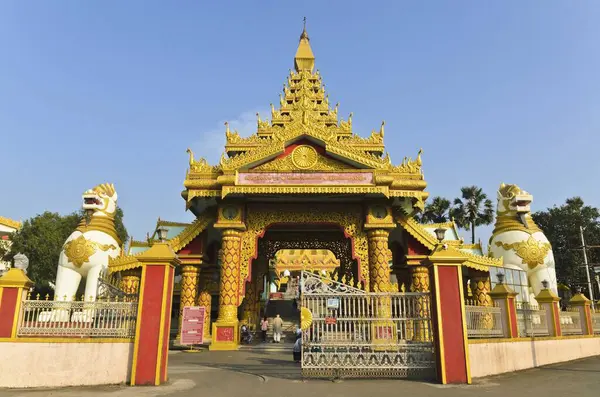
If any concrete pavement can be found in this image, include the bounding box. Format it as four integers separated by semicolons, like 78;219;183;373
1;350;599;397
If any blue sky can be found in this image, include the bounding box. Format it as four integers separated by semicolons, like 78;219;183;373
1;1;599;247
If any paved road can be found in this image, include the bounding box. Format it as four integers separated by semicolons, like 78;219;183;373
2;351;599;397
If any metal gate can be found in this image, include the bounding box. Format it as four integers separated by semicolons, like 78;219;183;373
300;271;436;379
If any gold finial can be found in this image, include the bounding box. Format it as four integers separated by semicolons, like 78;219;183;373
279;93;285;107
301;17;308;40
416;148;422;166
224;121;230;135
270;103;276;117
348;112;353;124
380;121;385;137
295;17;315;72
186;148;194;165
256;112;261;124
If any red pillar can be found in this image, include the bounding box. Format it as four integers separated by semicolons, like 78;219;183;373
0;268;33;338
428;250;471;385
130;243;179;386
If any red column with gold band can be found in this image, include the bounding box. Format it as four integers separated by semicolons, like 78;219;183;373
428;249;471;385
130;243;179;386
0;268;33;338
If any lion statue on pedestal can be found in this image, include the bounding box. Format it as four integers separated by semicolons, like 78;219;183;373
489;183;558;299
38;183;121;322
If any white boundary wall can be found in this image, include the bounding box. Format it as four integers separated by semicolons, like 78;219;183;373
469;337;600;378
0;341;133;388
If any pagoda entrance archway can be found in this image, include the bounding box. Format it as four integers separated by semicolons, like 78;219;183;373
240;221;360;331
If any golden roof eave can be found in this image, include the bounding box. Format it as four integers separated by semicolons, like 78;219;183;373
0;216;22;230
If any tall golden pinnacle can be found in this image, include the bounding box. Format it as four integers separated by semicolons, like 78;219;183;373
294;17;315;72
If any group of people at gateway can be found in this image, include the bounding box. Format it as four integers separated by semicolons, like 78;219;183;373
240;314;302;363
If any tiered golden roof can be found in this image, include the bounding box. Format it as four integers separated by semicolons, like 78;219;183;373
183;25;427;204
0;216;22;230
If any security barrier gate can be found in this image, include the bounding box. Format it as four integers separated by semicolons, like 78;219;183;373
300;271;436;379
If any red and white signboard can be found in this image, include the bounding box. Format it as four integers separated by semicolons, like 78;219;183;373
180;306;205;346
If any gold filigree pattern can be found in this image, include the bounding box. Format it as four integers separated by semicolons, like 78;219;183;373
495;236;551;269
63;235;117;268
218;230;242;322
301;306;313;331
178;264;200;336
119;270;140;295
240;204;370;297
291;145;318;169
197;289;212;337
410;266;431;342
252;151;349;171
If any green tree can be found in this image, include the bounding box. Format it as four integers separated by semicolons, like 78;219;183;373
421;196;452;223
532;197;600;290
451;186;494;244
1;208;128;292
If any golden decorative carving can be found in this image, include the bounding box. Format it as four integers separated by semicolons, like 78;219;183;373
217;230;242;322
167;210;216;252
75;216;121;246
222;186;388;198
178;264;200;337
301;306;313;331
197;288;212;338
186;148;221;174
470;272;493;329
241;280;258;330
495;236;551;269
119;270;140;295
0;216;21;230
367;230;392;292
240;204;370;297
253;151;349;171
410;266;431;342
290;145;318;169
63;235;117;268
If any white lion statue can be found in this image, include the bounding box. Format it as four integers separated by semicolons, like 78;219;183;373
38;183;121;322
13;253;29;274
489;184;558;299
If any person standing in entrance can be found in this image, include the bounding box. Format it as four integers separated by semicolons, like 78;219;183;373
260;316;269;343
272;314;283;343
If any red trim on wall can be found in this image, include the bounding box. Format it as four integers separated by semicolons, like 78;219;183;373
584;306;593;335
0;288;18;337
552;304;562;337
437;266;468;384
134;266;165;386
178;235;204;255
407;235;430;256
161;267;174;383
507;298;519;337
251;139;340;166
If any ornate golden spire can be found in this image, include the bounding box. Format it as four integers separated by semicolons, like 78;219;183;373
295;17;315;72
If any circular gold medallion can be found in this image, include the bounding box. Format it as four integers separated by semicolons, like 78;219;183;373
300;306;313;331
291;145;318;169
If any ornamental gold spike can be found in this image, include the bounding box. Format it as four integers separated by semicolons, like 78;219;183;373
380;120;385;137
186;148;194;166
416;148;423;166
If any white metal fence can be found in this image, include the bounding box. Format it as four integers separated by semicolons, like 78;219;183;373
465;303;504;338
300;272;435;379
559;309;582;335
516;302;549;337
18;298;138;338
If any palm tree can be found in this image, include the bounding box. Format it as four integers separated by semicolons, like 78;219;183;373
451;186;495;243
421;197;452;223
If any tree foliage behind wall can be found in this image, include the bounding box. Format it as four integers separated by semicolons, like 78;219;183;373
532;197;600;290
0;208;128;293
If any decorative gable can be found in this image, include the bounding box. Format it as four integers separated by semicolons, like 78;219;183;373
252;141;357;172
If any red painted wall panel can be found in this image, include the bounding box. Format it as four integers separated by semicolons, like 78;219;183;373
178;235;204;255
135;266;165;385
507;298;519;337
0;288;18;337
438;266;468;384
407;235;430;256
161;267;174;383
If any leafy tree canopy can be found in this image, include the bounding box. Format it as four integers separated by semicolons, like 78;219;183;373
532;197;600;290
421;196;452;223
1;208;128;292
451;186;494;244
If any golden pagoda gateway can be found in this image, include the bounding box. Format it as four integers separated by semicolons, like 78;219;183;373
110;23;502;351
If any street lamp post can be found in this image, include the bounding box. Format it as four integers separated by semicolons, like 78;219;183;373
580;226;596;311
